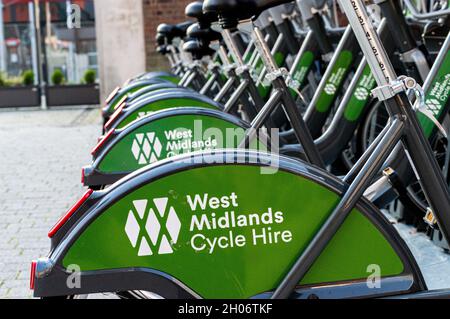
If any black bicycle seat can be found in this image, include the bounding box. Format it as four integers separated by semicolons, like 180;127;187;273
183;40;215;59
203;0;293;28
156;23;174;36
187;23;222;42
157;22;194;41
156;33;166;46
175;21;195;37
186;1;217;27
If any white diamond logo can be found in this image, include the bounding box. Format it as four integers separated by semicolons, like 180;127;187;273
166;207;181;243
136;133;144;144
158;236;173;255
354;87;369;101
153;138;163;158
426;98;441;117
125;211;140;248
137;111;153;119
131;140;141;161
138;238;153;257
154;198;168;217
324;84;337;95
133;200;148;219
124;198;181;257
130;131;164;165
145;209;161;246
147;132;156;143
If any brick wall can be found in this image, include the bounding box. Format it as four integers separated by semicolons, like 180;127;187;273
142;0;193;71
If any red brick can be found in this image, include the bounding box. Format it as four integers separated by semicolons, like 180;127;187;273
143;0;193;70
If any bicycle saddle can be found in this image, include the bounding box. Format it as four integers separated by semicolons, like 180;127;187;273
157;23;173;35
186;1;217;27
203;0;293;27
187;23;222;42
157;21;194;41
183;40;215;59
175;21;195;37
156;33;166;46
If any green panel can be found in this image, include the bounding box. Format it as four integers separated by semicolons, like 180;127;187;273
292;51;315;87
64;165;404;298
99;115;261;173
344;64;377;122
301;210;403;285
220;73;229;84
243;50;254;64
254;58;264;77
158;76;180;85
290;51;315;97
418;51;450;138
258;85;271;99
117;98;218;129
316;50;353;113
258;52;286;99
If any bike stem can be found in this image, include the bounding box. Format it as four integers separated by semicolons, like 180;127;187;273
221;28;263;119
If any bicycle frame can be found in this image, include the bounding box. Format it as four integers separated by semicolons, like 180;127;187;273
367;31;450;209
236;20;324;168
304;25;360;137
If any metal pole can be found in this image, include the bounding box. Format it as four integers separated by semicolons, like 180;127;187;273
28;1;39;85
338;0;397;86
66;0;75;82
0;0;6;73
34;0;47;109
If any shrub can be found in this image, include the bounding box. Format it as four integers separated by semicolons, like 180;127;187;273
83;69;96;84
0;73;23;87
22;70;35;86
51;69;65;85
7;76;22;86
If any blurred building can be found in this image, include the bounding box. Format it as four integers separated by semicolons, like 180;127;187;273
143;0;192;70
94;0;191;101
0;0;192;104
0;0;97;83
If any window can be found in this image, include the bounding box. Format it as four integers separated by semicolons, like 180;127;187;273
0;0;98;85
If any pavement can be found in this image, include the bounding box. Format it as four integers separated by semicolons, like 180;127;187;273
0;107;449;299
394;221;450;290
0;107;100;299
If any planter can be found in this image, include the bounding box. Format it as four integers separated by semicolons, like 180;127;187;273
47;84;100;106
0;86;40;108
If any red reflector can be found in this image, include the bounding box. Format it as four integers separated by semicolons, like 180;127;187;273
113;94;128;110
30;261;37;290
105;86;120;105
81;168;85;184
48;189;94;238
104;102;126;130
91;129;115;156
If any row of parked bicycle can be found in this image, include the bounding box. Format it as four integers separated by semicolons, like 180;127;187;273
31;0;450;299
